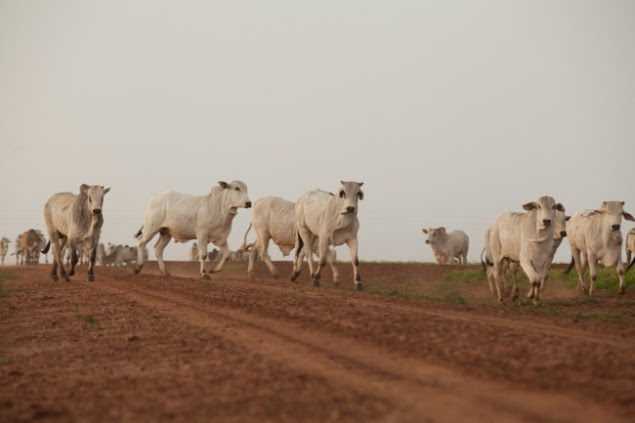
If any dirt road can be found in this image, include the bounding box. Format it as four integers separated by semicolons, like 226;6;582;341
1;262;633;422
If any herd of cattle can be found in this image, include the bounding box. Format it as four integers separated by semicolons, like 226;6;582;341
1;182;634;304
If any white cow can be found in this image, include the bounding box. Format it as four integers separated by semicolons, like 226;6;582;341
566;201;634;295
189;242;199;262
506;210;569;292
290;181;364;289
134;181;251;278
422;227;469;264
626;228;635;273
484;196;564;304
0;238;10;266
242;196;338;280
42;184;109;282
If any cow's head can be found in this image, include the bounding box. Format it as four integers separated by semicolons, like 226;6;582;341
523;196;564;232
594;201;635;232
337;181;364;215
553;210;568;240
219;180;251;215
422;227;446;245
81;184;110;215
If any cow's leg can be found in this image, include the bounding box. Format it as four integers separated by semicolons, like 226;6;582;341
291;228;313;283
588;254;599;295
211;243;231;273
196;235;210;279
509;263;520;300
54;235;69;282
154;231;172;276
493;261;504;303
67;236;79;277
616;259;626;295
134;227;160;274
311;236;331;287
326;248;339;284
247;239;259;280
86;242;98;282
258;233;279;279
571;248;588;293
347;237;362;291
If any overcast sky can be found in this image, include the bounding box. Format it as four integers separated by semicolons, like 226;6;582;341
1;0;633;264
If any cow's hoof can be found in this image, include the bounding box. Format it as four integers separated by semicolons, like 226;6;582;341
162;272;171;278
133;267;142;275
201;273;210;280
289;272;299;282
272;274;280;280
69;269;75;277
87;274;95;282
51;275;58;282
533;299;540;306
355;283;363;291
312;280;320;287
63;276;70;282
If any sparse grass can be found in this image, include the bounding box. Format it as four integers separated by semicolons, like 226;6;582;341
525;307;635;325
219;262;247;272
547;267;635;292
442;269;486;283
74;304;98;326
0;270;16;298
0;356;8;366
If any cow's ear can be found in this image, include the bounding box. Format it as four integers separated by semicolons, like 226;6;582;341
79;184;89;195
522;202;538;211
438;227;446;234
565;216;571;221
555;203;565;212
422;229;428;234
623;212;635;222
103;187;111;194
358;182;364;187
358;190;364;200
218;181;229;189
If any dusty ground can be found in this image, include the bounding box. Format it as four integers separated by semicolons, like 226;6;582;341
0;261;633;422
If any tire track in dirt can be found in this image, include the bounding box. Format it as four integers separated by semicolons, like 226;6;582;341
209;276;634;348
95;276;625;423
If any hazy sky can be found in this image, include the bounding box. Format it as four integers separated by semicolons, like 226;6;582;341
1;0;633;264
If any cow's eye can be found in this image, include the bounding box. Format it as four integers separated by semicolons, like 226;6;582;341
235;187;240;191
339;191;345;198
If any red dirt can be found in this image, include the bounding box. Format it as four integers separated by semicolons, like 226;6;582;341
1;262;633;422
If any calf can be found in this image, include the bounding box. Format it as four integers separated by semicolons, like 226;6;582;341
422;227;469;264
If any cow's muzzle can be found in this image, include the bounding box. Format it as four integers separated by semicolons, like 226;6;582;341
92;209;102;215
542;219;551;226
245;201;252;208
612;224;620;231
560;231;567;238
425;240;430;244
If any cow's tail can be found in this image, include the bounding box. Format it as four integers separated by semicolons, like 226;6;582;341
134;226;143;239
240;223;253;252
294;227;304;258
626;257;635;273
563;256;575;274
480;249;493;273
41;240;51;254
